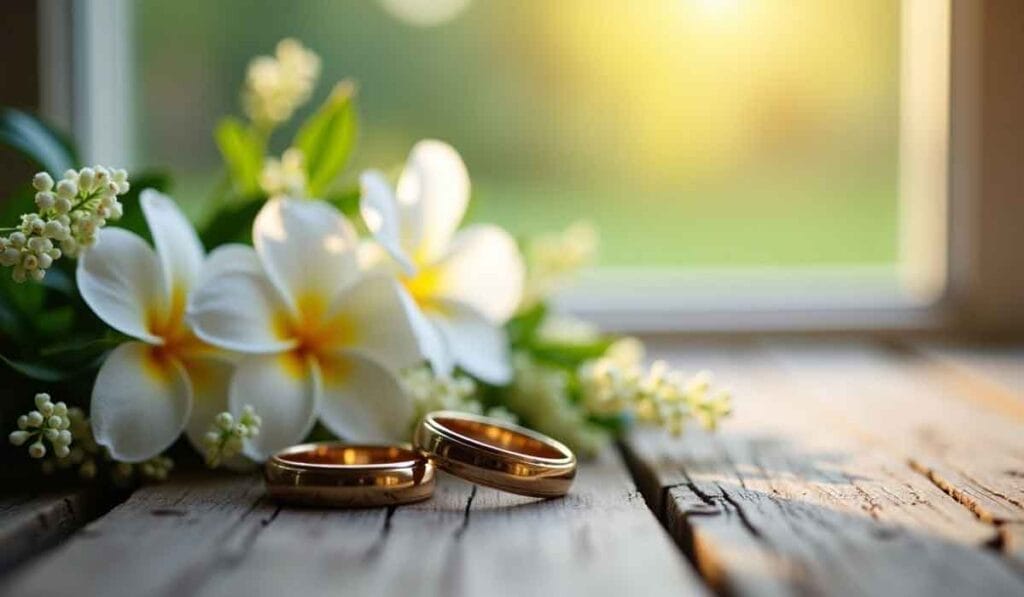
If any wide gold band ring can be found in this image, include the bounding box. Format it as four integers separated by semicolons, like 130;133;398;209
264;442;435;507
414;411;577;498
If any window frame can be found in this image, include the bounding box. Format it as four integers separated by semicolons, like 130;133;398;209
38;0;1024;337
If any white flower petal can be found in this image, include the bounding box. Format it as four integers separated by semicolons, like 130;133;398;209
181;356;234;455
359;170;415;273
228;352;320;461
398;140;469;263
432;301;512;384
91;342;192;462
77;228;166;344
196;243;263;288
327;275;424;372
140;189;205;296
432;224;524;323
407;296;453;377
253;198;360;309
187;258;297;354
318;352;412;442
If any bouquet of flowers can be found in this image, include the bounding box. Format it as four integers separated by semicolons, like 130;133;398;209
1;40;729;484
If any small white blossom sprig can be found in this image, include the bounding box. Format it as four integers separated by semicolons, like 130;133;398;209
520;221;598;311
504;353;608;458
401;366;516;435
578;339;732;435
202;406;262;468
260;147;308;198
112;455;175;484
243;38;321;129
0;166;129;282
8;393;73;459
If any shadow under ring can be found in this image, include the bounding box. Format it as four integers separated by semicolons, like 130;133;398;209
264;442;435;508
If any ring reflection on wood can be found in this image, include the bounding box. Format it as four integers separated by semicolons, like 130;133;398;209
414;411;577;498
264;443;435;507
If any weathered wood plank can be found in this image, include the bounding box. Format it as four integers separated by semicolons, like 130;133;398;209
914;343;1024;411
763;341;1024;527
623;342;1024;597
0;451;706;597
0;486;109;574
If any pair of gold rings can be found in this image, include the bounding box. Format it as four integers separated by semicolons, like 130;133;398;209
264;411;577;507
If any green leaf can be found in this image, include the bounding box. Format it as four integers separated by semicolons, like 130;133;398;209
294;81;358;197
326;186;361;219
0;108;77;174
529;337;615;370
215;117;264;195
506;302;548;348
1;353;76;382
199;199;263;250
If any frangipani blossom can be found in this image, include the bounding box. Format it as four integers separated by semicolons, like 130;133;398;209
360;140;524;384
77;190;234;463
187;198;424;460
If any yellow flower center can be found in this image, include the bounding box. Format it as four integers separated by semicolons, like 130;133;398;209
401;265;445;314
273;292;357;377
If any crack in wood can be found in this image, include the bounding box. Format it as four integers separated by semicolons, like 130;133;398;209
453;485;477;540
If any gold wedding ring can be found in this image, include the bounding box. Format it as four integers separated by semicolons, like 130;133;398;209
414;411;577;498
264;442;434;507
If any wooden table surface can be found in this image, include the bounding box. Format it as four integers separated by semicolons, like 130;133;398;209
1;339;1022;596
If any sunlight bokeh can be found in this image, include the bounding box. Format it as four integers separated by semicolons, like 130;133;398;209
133;0;900;267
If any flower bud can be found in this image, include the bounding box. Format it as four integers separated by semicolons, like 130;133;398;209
54;444;70;458
22;254;38;271
16;415;28;430
215;412;234;430
62;169;78;182
77;168;96;193
9;232;26;247
28;441;46;458
37;253;53;269
27;411;44;426
12;266;27;283
47;415;62;428
31;268;46;281
58;429;72;445
0;248;20;267
9;430;30;446
53;401;68;416
33;172;54;192
54;197;72;214
44;428;59;441
56;179;77;200
35;192;56;211
43;220;67;240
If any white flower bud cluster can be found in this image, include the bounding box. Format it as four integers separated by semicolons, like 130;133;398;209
243;38;321;128
0;167;129;282
8;393;73;459
504;353;607;458
520;221;598;311
401;366;514;434
260;148;308;198
578;339;732;436
202;405;261;467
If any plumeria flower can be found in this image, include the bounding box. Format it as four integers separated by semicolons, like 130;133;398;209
77;190;235;462
187;198;425;459
360;140;525;383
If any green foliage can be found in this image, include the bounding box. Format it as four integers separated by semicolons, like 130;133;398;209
0;108;77;174
294;81;358;197
200;198;263;249
215;117;264;195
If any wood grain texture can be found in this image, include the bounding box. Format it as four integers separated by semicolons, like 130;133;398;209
0;451;706;597
0;486;108;574
623;341;1024;597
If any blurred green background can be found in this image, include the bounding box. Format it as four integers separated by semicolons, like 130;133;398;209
134;0;899;267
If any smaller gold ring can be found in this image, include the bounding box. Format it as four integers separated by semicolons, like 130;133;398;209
264;442;434;508
414;411;576;498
